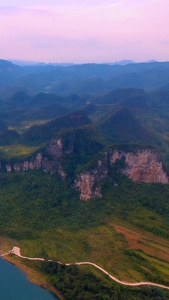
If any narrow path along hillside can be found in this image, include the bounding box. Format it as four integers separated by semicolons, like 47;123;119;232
2;247;169;291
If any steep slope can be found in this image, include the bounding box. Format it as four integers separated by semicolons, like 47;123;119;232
1;127;167;202
25;103;69;121
74;146;168;200
22;110;91;145
2;125;105;177
87;88;152;123
0;129;20;146
149;89;169;119
0;118;169;298
98;107;153;144
0;60;23;88
29;92;62;109
91;88;169;170
3;91;31;110
0;91;70;130
92;88;148;105
1;91;62;110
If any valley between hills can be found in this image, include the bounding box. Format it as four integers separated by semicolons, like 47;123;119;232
1;60;169;299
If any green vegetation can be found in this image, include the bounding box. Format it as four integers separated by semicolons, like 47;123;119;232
22;110;91;146
0;110;91;160
38;261;169;300
2;60;169;298
98;107;153;145
59;125;105;177
13;259;169;300
1;170;169;288
0;144;40;160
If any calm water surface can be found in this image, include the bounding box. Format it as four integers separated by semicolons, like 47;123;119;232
0;257;58;300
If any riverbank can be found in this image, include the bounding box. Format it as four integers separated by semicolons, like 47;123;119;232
3;246;169;292
3;254;65;300
2;248;169;299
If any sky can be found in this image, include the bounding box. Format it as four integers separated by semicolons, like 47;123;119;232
0;0;169;63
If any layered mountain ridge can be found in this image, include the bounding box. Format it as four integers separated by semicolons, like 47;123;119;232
2;129;168;200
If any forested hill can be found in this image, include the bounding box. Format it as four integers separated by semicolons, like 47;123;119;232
1;59;169;299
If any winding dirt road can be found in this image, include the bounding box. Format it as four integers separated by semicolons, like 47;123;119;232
2;246;169;291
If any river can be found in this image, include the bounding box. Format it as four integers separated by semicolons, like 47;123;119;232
0;257;58;300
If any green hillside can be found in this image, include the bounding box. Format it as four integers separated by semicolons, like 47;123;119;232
2;169;169;299
0;124;168;299
98;107;153;144
22;110;91;145
57;125;105;177
1;61;169;299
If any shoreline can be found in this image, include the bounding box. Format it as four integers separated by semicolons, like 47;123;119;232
2;246;169;299
2;254;65;300
5;247;169;291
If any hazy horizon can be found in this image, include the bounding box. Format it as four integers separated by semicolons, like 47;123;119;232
8;58;164;66
1;0;169;63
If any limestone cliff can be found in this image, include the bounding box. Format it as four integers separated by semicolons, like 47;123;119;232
74;153;108;201
4;137;67;179
1;133;168;201
74;148;169;200
110;149;168;184
74;172;102;201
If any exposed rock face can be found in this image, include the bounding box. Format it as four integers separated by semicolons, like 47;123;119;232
5;138;66;179
46;138;63;159
9;152;43;172
6;164;12;172
74;172;102;201
74;148;169;200
2;133;168;201
4;132;76;179
111;149;169;184
74;151;108;200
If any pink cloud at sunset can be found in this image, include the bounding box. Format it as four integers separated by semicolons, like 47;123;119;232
0;0;169;62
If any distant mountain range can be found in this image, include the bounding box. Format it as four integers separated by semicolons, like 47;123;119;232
0;58;168;98
9;59;158;66
10;59;75;67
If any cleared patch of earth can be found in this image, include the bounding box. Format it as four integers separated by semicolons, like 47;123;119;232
113;224;169;261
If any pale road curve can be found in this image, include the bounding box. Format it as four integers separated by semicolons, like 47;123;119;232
2;247;169;291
